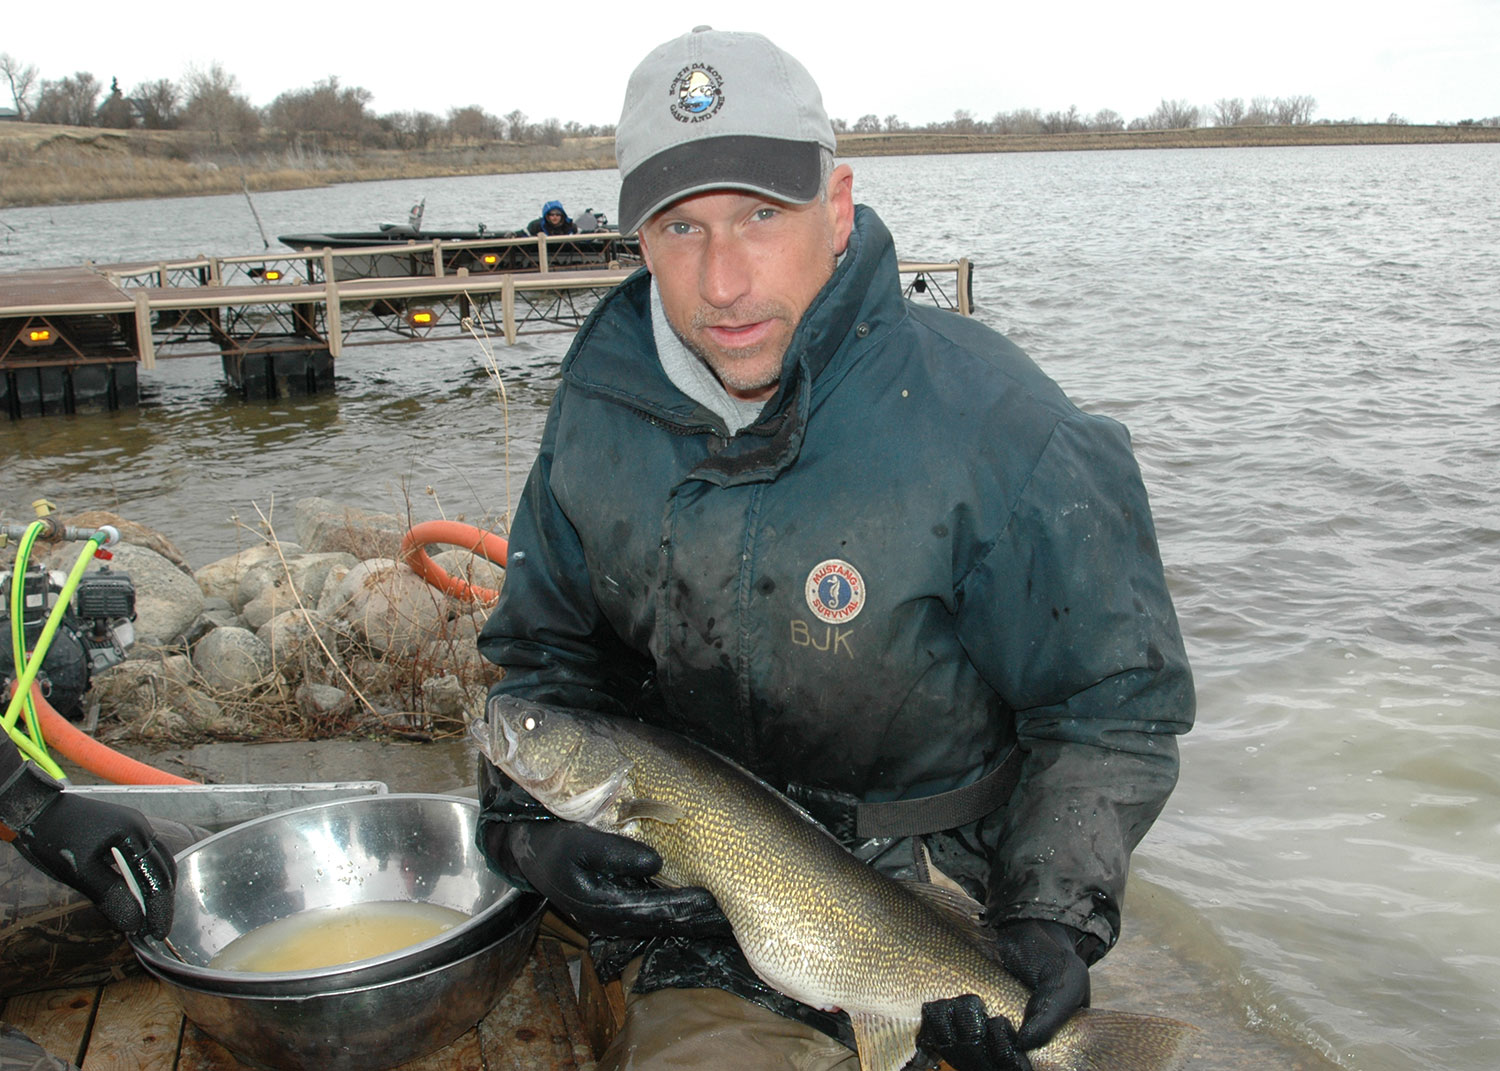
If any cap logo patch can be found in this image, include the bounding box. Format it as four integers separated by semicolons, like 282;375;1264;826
805;559;865;625
669;63;725;124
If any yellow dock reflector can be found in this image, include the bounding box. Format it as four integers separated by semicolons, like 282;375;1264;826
23;327;54;346
407;308;436;327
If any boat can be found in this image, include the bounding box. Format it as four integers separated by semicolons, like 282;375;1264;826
277;199;642;280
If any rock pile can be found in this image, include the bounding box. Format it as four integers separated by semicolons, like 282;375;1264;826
35;498;506;742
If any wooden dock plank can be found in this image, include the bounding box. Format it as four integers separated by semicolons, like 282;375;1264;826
0;268;131;314
44;940;598;1071
1;985;99;1067
476;940;595;1071
79;975;182;1070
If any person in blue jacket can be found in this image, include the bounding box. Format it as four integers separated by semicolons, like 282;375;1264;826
525;200;578;236
475;26;1194;1071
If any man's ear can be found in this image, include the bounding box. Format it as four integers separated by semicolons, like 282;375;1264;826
636;227;655;274
828;164;855;255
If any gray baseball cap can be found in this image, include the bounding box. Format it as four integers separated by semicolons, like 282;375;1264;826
616;27;837;235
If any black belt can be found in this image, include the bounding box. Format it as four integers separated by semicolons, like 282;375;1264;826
786;746;1022;841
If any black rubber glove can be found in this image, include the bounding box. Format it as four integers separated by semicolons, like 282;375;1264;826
2;764;176;940
916;919;1095;1071
481;818;731;939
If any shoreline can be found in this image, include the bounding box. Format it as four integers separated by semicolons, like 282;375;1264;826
2;122;1496;209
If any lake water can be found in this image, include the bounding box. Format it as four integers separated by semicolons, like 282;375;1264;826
3;144;1498;1070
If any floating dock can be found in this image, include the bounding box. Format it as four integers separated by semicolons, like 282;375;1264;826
0;233;973;418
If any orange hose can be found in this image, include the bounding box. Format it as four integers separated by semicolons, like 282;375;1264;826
8;681;195;787
399;520;508;604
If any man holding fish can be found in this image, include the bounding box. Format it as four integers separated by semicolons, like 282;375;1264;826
474;25;1195;1071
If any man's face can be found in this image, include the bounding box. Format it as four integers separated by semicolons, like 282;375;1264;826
638;165;854;402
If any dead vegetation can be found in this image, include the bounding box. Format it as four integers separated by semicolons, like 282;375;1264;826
0;123;617;208
4;120;1496;210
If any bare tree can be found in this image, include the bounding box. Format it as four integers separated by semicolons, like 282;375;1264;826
0;52;39;118
1090;108;1124;132
1212;97;1246;127
884;114;907;132
32;72;102;126
503;108;528;141
267;76;375;149
1042;105;1084;134
448;105;500;143
132;78;180;129
852;113;880;133
992;109;1043;135
949;108;977;133
1274;95;1317;125
181;62;260;147
1244;96;1275;125
1147;98;1200;129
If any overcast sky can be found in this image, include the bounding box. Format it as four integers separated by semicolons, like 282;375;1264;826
8;1;1498;128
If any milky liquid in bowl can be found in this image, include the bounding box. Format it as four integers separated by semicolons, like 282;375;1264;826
209;901;471;973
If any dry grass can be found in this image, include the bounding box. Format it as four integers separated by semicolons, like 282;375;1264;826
0;123;617;208
4;121;1495;209
835;123;1500;158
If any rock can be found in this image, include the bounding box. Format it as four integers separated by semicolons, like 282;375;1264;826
160;653;196;685
295;682;353;721
192;626;273;693
329;559;451;659
316;562;355;614
182;599;243;646
194;543;301;608
294;497;408;560
418;610;492;677
236;550;355;611
256;608;345;684
420;674;471;719
90;660;242;739
430;548;505;601
241;581;294;632
61;509;194;577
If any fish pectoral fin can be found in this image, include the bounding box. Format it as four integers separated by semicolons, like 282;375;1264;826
618;798;685;825
847;1012;920;1071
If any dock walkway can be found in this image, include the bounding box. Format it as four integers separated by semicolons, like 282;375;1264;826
1;237;972;416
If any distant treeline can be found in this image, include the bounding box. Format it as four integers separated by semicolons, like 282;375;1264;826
4;54;1498;154
0;60;613;151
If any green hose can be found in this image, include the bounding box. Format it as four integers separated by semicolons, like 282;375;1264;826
4;523;107;781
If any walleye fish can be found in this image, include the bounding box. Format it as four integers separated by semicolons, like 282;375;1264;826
471;695;1198;1071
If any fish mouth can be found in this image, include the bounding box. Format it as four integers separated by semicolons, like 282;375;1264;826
495;707;520;764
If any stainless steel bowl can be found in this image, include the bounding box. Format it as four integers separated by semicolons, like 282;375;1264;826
131;794;540;996
156;899;544;1070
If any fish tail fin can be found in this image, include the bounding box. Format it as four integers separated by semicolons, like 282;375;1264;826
1038;1009;1201;1071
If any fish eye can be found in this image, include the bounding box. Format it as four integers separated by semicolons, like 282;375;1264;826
522;715;539;731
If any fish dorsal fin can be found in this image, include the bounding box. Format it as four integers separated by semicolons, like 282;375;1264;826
618;798;685;825
904;880;997;949
847;1012;921;1071
903;841;996;952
